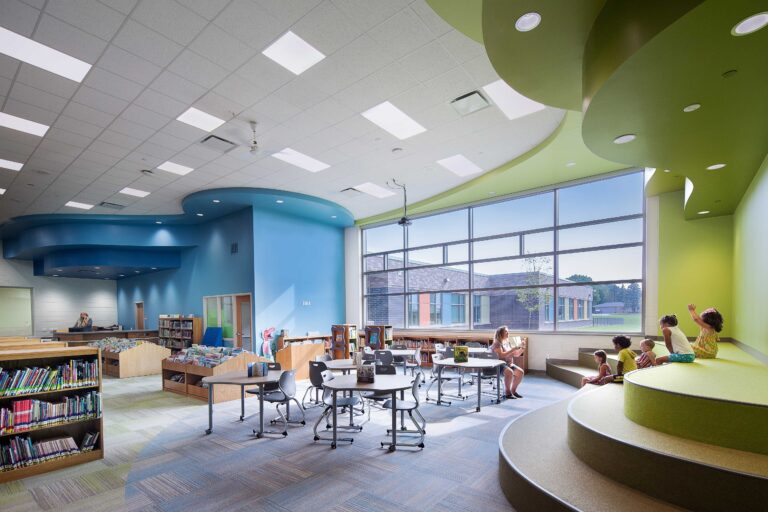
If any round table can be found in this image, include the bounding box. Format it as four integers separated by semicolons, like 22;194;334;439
202;370;283;437
323;374;415;451
325;359;356;374
431;358;504;412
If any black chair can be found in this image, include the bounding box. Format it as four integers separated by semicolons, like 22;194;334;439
374;350;393;366
301;361;327;408
257;370;305;437
382;372;426;449
315;354;332;362
313;372;361;447
391;344;407;371
360;364;397;411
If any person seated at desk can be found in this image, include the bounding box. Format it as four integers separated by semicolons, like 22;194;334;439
73;312;93;331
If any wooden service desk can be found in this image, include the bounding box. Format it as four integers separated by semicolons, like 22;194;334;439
275;343;326;379
53;329;158;344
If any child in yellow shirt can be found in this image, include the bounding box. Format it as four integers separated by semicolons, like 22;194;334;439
602;336;636;384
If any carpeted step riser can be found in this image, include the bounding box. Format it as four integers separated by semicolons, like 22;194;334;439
567;413;768;512
498;455;576;512
545;361;584;388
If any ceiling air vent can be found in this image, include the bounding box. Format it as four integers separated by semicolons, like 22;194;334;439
200;134;237;153
450;90;490;116
99;201;125;210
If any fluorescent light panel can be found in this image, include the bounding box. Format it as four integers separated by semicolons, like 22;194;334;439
157;161;194;175
271;148;330;172
0;158;24;171
361;101;426;140
176;107;226;132
65;201;93;210
262;31;325;75
482;80;546;120
0;188;5;195
0;111;49;137
0;27;91;82
354;182;395;198
119;187;150;198
437;154;483;177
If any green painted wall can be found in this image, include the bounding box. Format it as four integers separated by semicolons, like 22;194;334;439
657;191;733;338
733;154;768;355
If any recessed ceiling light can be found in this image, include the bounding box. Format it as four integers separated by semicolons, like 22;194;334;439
732;12;768;36
698;210;710;215
134;270;140;273
119;187;150;198
0;158;24;171
515;12;541;32
354;182;395;198
262;31;325;75
151;267;157;270
565;162;576;168
361;101;426;140
155;221;163;225
613;134;636;144
53;274;59;277
119;274;125;277
0;111;49;137
176;107;226;132
0;188;5;195
65;201;93;210
683;103;701;112
196;213;204;217
663;169;671;173
482;80;546;120
271;147;330;172
707;163;726;170
157;161;194;175
0;27;91;82
94;266;100;269
104;278;109;280
436;154;483;177
212;199;220;203
331;215;337;219
275;199;284;204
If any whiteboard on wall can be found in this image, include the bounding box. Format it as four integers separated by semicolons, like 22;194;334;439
0;287;33;336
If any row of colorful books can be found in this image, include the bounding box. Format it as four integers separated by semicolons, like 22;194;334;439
0;435;83;471
0;359;99;397
0;391;102;434
167;345;248;368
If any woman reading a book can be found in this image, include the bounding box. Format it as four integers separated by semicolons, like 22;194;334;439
491;325;525;399
74;312;93;330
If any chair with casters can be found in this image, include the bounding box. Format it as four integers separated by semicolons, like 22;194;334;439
475;351;501;394
313;371;362;448
374;350;393;366
391;343;407;372
425;346;466;403
301;360;327;408
255;370;305;437
360;364;397;419
405;346;423;379
465;341;482;348
382;372;426;449
362;351;375;363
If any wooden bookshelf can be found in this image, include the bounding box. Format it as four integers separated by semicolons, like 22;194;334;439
363;325;393;350
158;316;202;350
331;324;357;360
0;341;67;351
0;347;103;483
275;343;325;380
101;343;172;378
161;351;267;403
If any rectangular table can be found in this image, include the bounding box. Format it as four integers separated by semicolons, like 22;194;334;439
431;358;504;412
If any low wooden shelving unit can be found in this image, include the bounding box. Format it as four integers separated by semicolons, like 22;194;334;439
101;342;172;378
158;316;202;351
0;346;103;483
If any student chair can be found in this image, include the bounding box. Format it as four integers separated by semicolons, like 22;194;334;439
302;361;327;408
313;371;362;448
201;327;223;347
259;370;305;437
382;372;426;449
374;350;393;366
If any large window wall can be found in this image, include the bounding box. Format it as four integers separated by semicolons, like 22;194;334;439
362;171;645;333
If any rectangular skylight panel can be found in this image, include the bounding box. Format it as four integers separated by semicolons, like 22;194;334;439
0;158;24;171
482;79;546;120
176;107;226;132
437;154;483;177
119;187;150;198
157;161;194;176
0;112;49;137
0;188;5;195
271;148;330;173
354;182;395;198
361;101;426;140
262;31;325;75
65;201;94;210
0;27;91;82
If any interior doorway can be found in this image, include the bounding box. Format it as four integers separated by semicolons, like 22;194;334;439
135;302;144;330
235;294;252;350
203;293;253;350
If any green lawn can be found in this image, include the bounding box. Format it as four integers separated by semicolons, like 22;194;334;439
571;313;642;333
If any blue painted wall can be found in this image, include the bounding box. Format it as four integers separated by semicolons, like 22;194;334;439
252;209;345;340
116;208;255;329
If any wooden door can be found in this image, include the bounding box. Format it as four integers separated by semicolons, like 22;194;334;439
135;302;144;330
234;295;251;350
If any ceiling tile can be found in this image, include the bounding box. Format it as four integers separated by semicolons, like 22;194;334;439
45;0;125;41
5;98;59;124
274;77;330;111
83;67;144;102
162;120;209;142
213;74;270;111
97;0;138;15
113;20;183;67
196;91;246;119
331;0;409;30
109;117;156;139
15;64;80;99
400;40;457;84
0;76;11;98
79;149;121;166
367;8;433;60
135;141;175;160
410;0;452;38
61;100;116;128
53;115;104;138
120;104;171;130
168;49;228;89
36;140;83;158
0;0;40;37
131;0;207;46
89;140;132;159
98;46;162;85
235;54;293;96
72;86;130;116
34;14;106;63
334;60;419;112
438;29;485;64
150;70;207;105
134;88;188;119
213;0;284;51
45;127;94;148
290;1;362;55
97;129;144;150
188;24;255;72
0;54;20;80
149;131;190;152
175;0;230;21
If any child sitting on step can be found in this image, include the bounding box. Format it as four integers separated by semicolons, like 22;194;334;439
655;314;695;364
581;350;611;387
635;339;657;368
688;304;723;359
601;336;637;383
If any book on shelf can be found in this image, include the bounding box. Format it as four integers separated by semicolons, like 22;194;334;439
0;359;99;397
80;431;99;452
1;435;81;471
0;391;101;434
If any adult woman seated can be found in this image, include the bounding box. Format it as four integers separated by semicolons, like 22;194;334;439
74;312;93;331
490;325;525;399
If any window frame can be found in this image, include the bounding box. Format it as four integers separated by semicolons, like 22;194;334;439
361;169;645;334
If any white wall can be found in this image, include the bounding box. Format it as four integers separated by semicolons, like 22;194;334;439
0;242;117;336
344;226;362;326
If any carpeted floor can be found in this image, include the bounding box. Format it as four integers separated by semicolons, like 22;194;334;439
0;371;575;511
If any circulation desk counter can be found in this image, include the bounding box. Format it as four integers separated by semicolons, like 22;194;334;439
53;329;159;344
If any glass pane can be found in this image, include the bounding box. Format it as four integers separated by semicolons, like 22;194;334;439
364;255;384;272
364;223;403;254
447;243;468;263
205;297;219;330
558;172;643;225
558;246;643;282
408;247;443;267
365;271;404;295
559;218;643;251
523;231;553;254
406;292;469;329
472;192;554;238
408;209;468;247
387;252;404;269
473;256;554;288
473;236;520;260
221;296;234;339
557;282;642;333
0;287;32;336
407;265;469;292
365;295;404;328
471;288;554;331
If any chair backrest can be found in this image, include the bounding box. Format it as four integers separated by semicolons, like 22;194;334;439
363;346;374;354
443;347;455;359
374;350;393;366
201;327;223;347
375;364;397;375
435;343;445;351
315;354;332;362
476;351;497;359
268;362;281;370
308;361;327;387
362;352;375;362
391;344;406;350
411;372;423;405
277;370;296;399
413;346;421;362
466;341;481;348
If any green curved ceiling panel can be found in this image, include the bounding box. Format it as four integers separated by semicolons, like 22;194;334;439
357;112;625;226
425;0;483;42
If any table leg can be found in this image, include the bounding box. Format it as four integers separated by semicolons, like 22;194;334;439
257;384;265;438
476;369;481;412
389;391;397;452
332;390;338;449
400;389;406;430
240;385;245;421
437;365;443;405
205;383;213;434
496;366;501;404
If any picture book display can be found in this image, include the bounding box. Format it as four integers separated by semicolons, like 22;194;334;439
454;346;469;363
167;345;249;368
